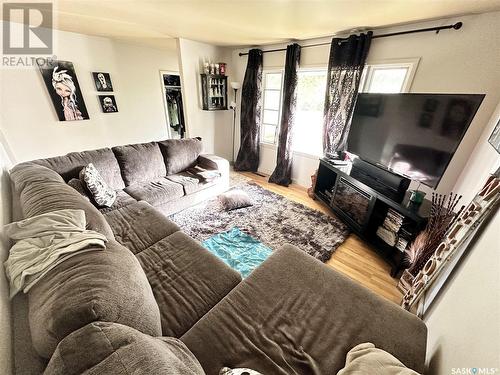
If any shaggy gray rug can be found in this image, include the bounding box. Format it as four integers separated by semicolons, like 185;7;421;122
170;182;350;262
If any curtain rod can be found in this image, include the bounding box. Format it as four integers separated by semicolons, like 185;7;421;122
238;22;462;56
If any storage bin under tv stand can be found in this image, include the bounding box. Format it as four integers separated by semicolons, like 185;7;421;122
314;158;431;277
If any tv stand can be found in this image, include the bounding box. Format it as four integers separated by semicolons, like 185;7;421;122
315;158;430;277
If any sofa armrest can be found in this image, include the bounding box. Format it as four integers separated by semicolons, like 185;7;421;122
197;154;230;193
197;154;229;175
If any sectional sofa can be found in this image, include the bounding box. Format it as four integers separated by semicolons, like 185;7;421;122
8;138;427;374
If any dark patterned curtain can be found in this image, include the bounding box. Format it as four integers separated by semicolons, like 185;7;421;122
323;32;372;157
235;49;263;171
269;43;301;186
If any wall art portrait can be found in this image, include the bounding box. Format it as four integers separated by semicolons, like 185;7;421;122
440;99;473;139
92;72;113;92
38;60;89;121
98;95;118;113
488;119;500;154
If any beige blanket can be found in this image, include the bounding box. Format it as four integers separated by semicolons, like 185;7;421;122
4;209;107;298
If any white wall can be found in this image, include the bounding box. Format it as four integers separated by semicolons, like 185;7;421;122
453;101;500;203
231;11;500;192
425;210;500;374
0;131;14;375
177;38;235;161
0;26;179;163
423;100;500;375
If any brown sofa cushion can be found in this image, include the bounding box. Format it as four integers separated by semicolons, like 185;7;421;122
28;240;161;358
337;343;421;375
158;138;203;175
112;142;166;186
181;245;427;374
44;322;205;375
67;178;90;201
98;190;137;214
166;172;217;195
104;201;180;254
137;231;242;337
10;163;115;239
124;177;184;206
31;147;125;190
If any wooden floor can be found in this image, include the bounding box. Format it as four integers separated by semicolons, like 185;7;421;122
239;171;403;304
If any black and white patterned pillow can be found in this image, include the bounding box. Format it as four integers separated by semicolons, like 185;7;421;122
79;163;116;207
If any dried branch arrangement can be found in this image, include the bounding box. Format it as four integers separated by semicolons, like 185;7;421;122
405;192;463;276
402;175;500;313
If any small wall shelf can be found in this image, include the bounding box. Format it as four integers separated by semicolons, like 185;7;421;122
201;74;228;111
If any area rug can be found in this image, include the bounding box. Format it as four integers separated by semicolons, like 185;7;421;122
202;227;272;278
170;181;350;262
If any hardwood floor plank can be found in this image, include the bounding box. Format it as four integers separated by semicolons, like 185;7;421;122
238;171;403;305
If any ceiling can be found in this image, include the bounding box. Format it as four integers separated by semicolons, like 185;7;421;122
12;0;500;50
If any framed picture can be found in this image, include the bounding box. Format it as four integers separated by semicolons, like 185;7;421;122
423;98;439;113
356;94;384;117
441;99;473;139
418;112;433;128
92;72;113;92
38;60;89;121
488;119;500;154
98;95;118;113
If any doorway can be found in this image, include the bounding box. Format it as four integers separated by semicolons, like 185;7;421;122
160;71;185;139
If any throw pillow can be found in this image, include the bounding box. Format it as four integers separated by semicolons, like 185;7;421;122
336;343;421;375
44;322;204;375
218;190;253;211
67;178;90;201
79;163;116;207
220;368;263;375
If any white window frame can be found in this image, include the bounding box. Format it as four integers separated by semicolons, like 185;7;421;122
260;69;285;145
360;58;420;93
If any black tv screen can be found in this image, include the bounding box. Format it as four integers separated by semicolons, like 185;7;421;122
347;93;484;188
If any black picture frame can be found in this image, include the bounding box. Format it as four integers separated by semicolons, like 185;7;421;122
92;72;113;92
488;119;500;154
441;99;473;139
38;60;89;121
98;95;118;113
356;94;384;117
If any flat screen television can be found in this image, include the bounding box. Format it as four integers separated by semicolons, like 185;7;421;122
347;93;485;188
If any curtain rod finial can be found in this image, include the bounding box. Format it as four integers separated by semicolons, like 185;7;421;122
453;22;463;30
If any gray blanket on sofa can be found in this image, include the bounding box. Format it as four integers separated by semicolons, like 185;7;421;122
4;209;107;297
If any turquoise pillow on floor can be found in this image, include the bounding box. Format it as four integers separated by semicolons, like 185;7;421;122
202;227;272;278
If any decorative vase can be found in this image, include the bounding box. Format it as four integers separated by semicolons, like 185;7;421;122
307;170;318;199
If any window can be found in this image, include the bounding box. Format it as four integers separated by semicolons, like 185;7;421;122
292;70;327;156
260;71;283;144
259;59;418;155
360;59;419;93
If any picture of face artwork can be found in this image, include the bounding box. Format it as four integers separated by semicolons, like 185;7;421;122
92;72;113;92
98;95;118;113
38;60;89;121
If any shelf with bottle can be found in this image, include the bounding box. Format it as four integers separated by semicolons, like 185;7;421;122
201;73;228;111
